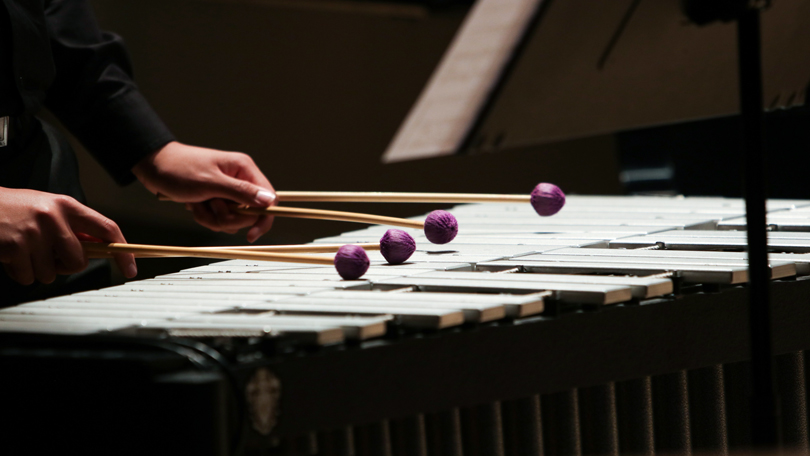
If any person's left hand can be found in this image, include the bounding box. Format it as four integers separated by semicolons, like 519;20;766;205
132;142;276;243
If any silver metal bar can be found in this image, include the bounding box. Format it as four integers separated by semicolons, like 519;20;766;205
375;276;633;305
144;278;372;289
270;296;504;324
244;301;465;329
310;290;546;319
172;314;390;340
109;283;343;295
489;255;797;280
541;248;810;276
483;260;751;284
0;320;124;335
416;270;672;299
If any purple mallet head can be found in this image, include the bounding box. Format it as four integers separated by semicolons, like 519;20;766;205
334;244;370;280
530;183;566;216
424;210;458;244
380;229;416;264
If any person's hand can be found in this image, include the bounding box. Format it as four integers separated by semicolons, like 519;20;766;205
0;188;136;285
132;142;276;243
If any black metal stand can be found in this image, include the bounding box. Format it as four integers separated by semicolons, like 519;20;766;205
682;0;780;447
737;7;780;447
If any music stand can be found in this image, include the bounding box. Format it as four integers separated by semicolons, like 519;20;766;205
383;0;810;447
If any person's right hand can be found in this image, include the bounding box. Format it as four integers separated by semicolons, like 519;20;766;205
0;188;136;285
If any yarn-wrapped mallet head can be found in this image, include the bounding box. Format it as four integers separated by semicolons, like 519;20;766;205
423;210;458;244
334;244;370;280
380;229;416;264
530;183;566;216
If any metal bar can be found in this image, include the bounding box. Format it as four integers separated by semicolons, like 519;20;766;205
723;361;752;450
652;371;691;454
615;377;654;456
578;383;619;456
776;352;809;450
688;365;728;454
390;415;427;456
354;421;392;456
368;421;393;456
541;389;581;456
470;402;505;456
502;396;543;456
425;409;463;456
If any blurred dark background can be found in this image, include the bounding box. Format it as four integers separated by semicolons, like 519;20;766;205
62;0;808;284
62;0;622;282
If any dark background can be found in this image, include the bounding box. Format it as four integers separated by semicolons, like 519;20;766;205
61;0;622;283
61;0;808;285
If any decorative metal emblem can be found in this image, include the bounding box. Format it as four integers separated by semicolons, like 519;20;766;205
245;368;281;435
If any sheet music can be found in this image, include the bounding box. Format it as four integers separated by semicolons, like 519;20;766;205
382;0;542;163
382;0;810;163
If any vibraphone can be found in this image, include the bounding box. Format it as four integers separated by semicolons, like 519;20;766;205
3;195;810;456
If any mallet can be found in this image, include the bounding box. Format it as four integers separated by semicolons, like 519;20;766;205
270;182;566;216
81;241;373;280
159;196;459;244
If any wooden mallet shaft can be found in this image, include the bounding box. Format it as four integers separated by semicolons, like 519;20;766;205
82;242;336;265
87;242;380;259
236;206;424;229
274;191;530;203
156;194;424;229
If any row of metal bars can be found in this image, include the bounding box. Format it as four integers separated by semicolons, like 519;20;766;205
264;351;810;456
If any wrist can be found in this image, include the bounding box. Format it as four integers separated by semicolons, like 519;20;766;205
132;141;176;181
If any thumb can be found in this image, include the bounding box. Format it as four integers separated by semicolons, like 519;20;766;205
216;175;276;207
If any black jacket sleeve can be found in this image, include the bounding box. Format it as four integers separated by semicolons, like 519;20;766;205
42;0;175;185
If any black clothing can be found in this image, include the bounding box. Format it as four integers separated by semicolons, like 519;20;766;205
1;0;175;185
0;0;176;304
0;114;81;196
0;2;21;115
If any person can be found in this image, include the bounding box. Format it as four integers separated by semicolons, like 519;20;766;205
0;0;276;305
